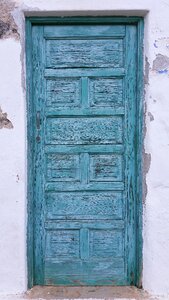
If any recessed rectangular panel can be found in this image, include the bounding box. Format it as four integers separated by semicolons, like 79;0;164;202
89;154;123;182
45;230;80;259
46;117;123;145
46;39;124;68
46;192;124;220
46;78;81;108
44;25;125;38
89;78;123;108
45;259;125;285
45;259;124;276
89;230;124;258
46;154;80;182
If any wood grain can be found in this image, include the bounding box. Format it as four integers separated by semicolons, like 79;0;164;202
27;18;143;287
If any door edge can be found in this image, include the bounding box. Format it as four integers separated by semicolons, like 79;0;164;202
26;16;144;289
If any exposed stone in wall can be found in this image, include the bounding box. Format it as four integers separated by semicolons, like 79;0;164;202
0;106;13;129
0;0;19;39
152;53;169;74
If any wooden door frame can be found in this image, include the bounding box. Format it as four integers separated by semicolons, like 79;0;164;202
26;16;144;289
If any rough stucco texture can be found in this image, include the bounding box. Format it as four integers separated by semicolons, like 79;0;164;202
0;0;169;297
0;0;19;39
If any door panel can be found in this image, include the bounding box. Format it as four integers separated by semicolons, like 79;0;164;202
46;39;124;68
31;22;139;286
45;192;124;220
46;117;123;144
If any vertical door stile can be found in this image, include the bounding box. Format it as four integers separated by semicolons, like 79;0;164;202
124;25;138;285
32;25;46;285
80;228;90;260
81;77;89;109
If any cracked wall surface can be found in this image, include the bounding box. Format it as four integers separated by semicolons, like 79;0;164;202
0;0;19;39
0;0;169;298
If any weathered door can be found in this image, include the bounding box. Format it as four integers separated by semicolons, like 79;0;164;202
28;18;142;286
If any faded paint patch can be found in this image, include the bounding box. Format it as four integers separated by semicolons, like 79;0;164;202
152;53;169;74
148;112;154;122
0;106;13;129
0;0;19;40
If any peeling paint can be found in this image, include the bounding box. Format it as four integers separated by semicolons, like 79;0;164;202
158;69;168;74
0;0;19;40
0;1;169;296
144;56;150;85
0;106;13;129
144;151;151;176
142;102;150;204
153;40;158;48
152;37;169;50
142;96;147;205
148;112;154;122
152;53;169;73
143;153;151;204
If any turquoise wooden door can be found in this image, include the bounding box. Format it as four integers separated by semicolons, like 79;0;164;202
29;18;142;286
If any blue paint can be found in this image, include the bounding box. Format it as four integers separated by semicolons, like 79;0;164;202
154;40;158;48
158;69;168;74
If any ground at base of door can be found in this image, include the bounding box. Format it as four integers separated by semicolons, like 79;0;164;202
0;286;168;300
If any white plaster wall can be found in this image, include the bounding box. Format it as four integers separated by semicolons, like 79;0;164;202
0;39;27;294
0;0;169;297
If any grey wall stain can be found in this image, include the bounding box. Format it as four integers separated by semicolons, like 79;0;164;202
152;53;169;73
143;152;151;204
144;56;150;85
0;106;13;129
0;0;19;40
16;174;19;182
144;153;151;175
148;112;154;122
142;96;152;204
143;56;154;204
142;101;148;205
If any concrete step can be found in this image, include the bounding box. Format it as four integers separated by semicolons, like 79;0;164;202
0;286;166;300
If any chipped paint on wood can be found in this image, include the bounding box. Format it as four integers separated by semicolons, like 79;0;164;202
0;0;169;296
27;17;143;287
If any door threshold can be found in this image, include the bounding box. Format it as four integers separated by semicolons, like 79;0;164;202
23;286;151;300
